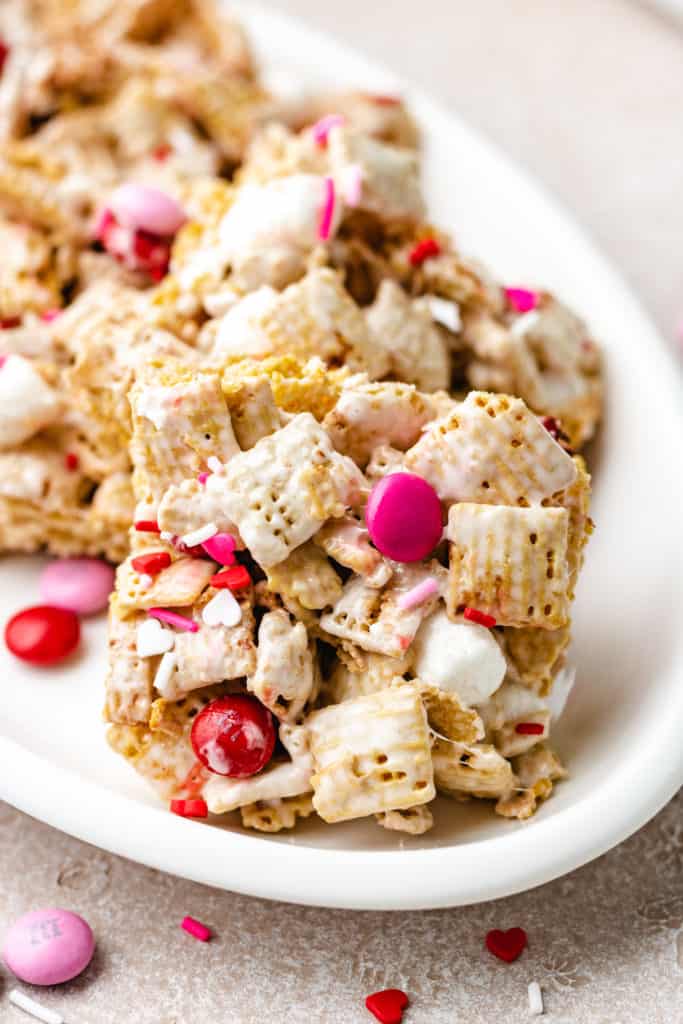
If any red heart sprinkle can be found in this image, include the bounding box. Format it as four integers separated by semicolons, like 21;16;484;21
485;927;527;963
365;989;409;1023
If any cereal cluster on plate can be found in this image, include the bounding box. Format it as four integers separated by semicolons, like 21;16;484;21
0;1;601;834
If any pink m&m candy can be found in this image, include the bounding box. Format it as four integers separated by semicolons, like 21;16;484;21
2;908;95;986
109;183;186;237
40;557;115;615
366;472;442;563
201;532;237;565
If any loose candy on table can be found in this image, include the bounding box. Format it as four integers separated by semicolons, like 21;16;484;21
528;981;544;1016
366;473;442;563
365;988;409;1024
181;916;211;942
191;695;276;778
2;908;95;986
201;532;237;565
108;183;187;237
8;990;63;1024
5;606;80;666
39;558;115;616
485;927;528;963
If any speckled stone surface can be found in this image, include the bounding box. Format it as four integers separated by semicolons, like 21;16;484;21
1;2;682;1022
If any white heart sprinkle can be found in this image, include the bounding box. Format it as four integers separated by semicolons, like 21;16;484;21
136;618;175;657
202;589;242;628
154;650;178;698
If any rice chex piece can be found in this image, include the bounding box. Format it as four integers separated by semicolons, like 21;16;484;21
157;475;240;538
232;268;389;379
104;607;154;725
307;681;435;823
324;650;413;704
418;682;485;744
247;609;315;722
365;280;450;392
323;379;435;467
496;743;567;820
160;591;257;700
447;503;571;629
404;391;577;506
130;372;239;514
328;127;425;222
203;723;312;813
265;542;342;611
376;805;434;835
219;412;365;566
319;563;440;656
240;794;315;833
115;555;216;612
504;625;571;696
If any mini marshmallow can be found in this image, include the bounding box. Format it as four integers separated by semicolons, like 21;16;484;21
412;608;506;706
0;355;61;449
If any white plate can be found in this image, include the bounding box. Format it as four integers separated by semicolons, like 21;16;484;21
1;3;682;911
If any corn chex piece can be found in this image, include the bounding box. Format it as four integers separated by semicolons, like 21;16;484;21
365;281;450;392
240;794;316;833
116;555;216;612
503;625;571;696
376;805;434;835
432;739;514;800
328;127;425;223
104;607;154;725
418;682;485;744
218;412;365;567
319;563;440;656
447;503;571;629
496;744;567;820
130;372;239;514
160;592;257;701
307;681;435;823
248;610;315;722
203;724;312;813
265;542;342;611
405;391;577;506
323;379;435;467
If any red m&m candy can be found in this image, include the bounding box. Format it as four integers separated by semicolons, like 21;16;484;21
191;695;275;778
5;605;80;665
366;472;442;563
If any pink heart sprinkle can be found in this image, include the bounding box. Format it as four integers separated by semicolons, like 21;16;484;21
202;533;237;565
504;287;538;313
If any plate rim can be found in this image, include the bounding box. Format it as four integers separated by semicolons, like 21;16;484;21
1;0;682;910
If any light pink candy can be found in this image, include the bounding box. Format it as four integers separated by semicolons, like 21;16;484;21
2;908;95;986
504;287;539;313
148;607;198;632
201;532;237;565
366;473;442;563
109;183;187;237
40;558;115;616
311;113;346;147
397;576;439;610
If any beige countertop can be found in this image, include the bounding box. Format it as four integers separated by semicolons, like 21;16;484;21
1;2;682;1022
